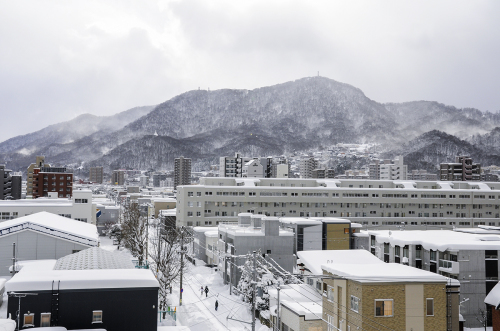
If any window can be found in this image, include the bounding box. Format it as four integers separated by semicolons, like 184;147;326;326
327;285;334;302
41;313;51;327
375;300;393;317
351;295;360;312
316;281;322;290
344;228;350;234
24;313;35;327
92;310;103;323
426;299;434;316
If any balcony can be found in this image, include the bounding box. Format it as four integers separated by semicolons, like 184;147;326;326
438;260;459;274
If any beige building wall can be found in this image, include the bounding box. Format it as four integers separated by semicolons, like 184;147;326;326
406;284;424;331
153;200;176;218
423;284;447;331
325;223;350;250
361;283;406;331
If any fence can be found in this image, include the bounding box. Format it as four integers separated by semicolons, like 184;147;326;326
158;307;176;322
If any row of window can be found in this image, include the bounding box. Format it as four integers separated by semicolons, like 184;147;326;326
75;199;88;203
187;191;499;199
24;311;102;327
191;200;500;210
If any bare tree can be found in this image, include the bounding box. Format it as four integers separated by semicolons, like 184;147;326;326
121;202;148;266
149;223;189;316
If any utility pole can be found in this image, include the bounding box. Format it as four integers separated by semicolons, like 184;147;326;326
252;251;256;331
179;227;185;306
145;204;150;264
8;292;38;331
12;243;16;277
277;281;281;331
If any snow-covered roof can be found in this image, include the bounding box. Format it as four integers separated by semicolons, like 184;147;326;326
309;217;351;224
152;198;176;202
219;224;294;237
485;281;500;308
193;226;217;233
6;259;158;292
320;250;458;284
368;229;500;251
204;231;218;238
268;284;322;304
54;247;134;270
279;218;321;225
0;212;98;246
351;222;363;228
160;208;176;216
281;300;322;320
298;250;381;275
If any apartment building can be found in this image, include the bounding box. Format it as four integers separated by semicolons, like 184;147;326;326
360;229;500;328
407;169;438;181
299;157;319;179
440;156;481;181
26;156;47;197
176;177;500;229
369;156;407;180
111;170;125;185
89;166;104;184
321;250;459;331
174;156;191;190
311;168;335;179
219;153;249;177
0;189;95;224
32;167;73;199
0;164;11;200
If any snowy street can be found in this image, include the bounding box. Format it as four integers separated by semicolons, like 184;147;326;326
100;235;269;330
171;261;269;331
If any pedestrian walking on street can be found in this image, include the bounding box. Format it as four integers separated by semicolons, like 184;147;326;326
200;286;204;296
215;300;218;311
204;286;209;297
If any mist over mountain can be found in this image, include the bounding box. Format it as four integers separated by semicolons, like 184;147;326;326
1;77;500;174
386;130;500;172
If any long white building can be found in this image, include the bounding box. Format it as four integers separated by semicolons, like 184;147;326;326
176;177;500;228
0;190;95;224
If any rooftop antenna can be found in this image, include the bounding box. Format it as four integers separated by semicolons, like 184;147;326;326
317;71;319;77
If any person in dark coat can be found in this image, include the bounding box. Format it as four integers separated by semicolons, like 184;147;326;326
215;300;219;311
204;286;209;297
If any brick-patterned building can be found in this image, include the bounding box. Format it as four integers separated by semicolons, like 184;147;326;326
320;250;460;331
32;167;73;198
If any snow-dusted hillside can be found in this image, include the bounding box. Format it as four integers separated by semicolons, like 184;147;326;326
2;76;500;172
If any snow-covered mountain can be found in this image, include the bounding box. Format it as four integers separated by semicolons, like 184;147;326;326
1;76;499;172
0;105;154;155
386;130;500;172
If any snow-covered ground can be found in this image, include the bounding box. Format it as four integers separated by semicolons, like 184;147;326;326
170;261;269;331
100;235;269;330
1;234;266;330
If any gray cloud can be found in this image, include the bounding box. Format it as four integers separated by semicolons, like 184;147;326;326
1;0;499;142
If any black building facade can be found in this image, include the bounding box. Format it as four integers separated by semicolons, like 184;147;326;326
7;286;158;331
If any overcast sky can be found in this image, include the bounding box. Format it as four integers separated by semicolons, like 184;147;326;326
1;0;499;142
